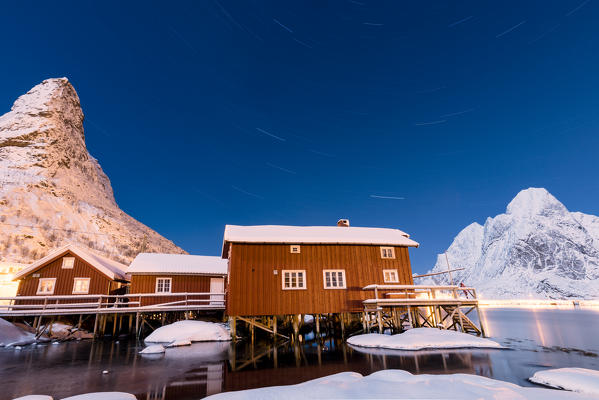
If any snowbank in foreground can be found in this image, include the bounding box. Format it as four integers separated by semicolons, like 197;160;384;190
205;370;592;399
144;320;230;343
62;393;136;400
347;328;502;350
14;393;135;400
0;317;36;346
530;368;599;395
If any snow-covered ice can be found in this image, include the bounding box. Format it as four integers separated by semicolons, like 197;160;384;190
347;328;503;350
166;339;192;347
205;370;594;399
61;393;136;400
139;344;165;354
0;317;36;346
530;368;599;395
144;320;230;343
12;396;53;400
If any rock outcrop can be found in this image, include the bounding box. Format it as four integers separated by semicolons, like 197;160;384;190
0;78;185;263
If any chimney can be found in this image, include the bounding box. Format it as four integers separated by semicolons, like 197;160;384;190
337;219;350;227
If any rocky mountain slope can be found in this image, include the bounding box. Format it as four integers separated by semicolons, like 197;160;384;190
0;78;185;264
426;188;599;299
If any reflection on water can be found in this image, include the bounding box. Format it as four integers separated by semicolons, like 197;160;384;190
2;308;599;399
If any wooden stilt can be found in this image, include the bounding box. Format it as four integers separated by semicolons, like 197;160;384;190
377;310;383;334
110;314;115;336
93;314;99;338
340;313;346;338
128;314;133;335
230;316;237;340
272;316;277;340
315;314;320;337
250;318;255;345
161;312;166;326
135;312;140;339
77;314;83;330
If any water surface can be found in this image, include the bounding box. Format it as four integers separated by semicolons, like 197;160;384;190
2;307;599;399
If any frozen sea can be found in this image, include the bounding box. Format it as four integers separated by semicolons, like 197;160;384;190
2;307;599;399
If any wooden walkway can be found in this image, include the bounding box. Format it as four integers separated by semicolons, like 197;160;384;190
0;292;226;338
361;284;486;336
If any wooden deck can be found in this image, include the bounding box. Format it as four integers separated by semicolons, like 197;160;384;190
0;292;226;317
361;284;486;336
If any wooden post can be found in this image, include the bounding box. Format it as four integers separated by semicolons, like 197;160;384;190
161;312;166;326
377;310;383;334
340;313;345;338
457;307;464;332
93;314;99;338
230;316;237;340
272;316;278;340
128;314;133;335
135;312;140;339
77;314;83;330
112;314;118;336
250;317;255;345
292;314;300;341
407;306;413;328
101;315;107;336
315;314;320;337
361;312;367;332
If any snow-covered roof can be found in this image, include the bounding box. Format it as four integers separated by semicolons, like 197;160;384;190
13;244;129;281
127;253;227;275
222;224;419;256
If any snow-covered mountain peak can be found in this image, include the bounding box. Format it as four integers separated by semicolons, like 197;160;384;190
426;188;599;299
11;78;72;115
0;78;185;263
506;187;567;218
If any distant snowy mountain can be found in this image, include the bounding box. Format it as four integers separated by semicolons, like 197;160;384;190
425;188;599;299
0;78;185;264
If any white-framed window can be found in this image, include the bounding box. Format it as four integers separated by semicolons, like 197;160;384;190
62;257;75;269
383;269;399;283
37;278;56;295
155;277;172;293
323;269;346;289
72;277;90;294
282;270;306;290
290;245;301;254
380;247;395;259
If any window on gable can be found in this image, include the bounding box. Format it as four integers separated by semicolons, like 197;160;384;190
383;269;399;283
380;247;395;259
282;270;306;290
323;269;346;289
37;278;56;295
73;277;90;294
62;257;75;269
290;245;301;254
155;277;172;293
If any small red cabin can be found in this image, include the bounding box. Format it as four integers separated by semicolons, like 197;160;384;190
127;253;227;307
13;244;129;299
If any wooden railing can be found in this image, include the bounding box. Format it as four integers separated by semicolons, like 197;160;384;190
362;284;477;305
0;292;226;316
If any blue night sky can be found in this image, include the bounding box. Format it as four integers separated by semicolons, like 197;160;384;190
1;1;598;273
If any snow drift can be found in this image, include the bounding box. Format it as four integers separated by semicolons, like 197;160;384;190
347;328;502;350
205;369;594;399
0;317;36;346
530;368;599;396
144;320;231;343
